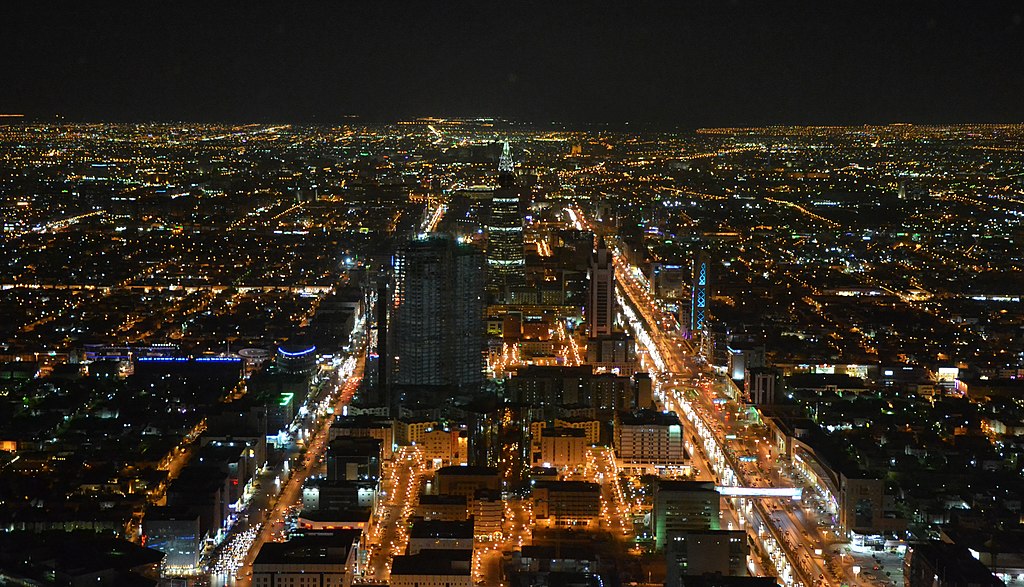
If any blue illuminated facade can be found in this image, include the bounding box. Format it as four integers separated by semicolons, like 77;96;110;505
690;254;709;335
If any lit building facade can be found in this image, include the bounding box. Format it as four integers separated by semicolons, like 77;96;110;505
615;410;688;471
653;481;721;550
588;237;615;337
689;252;710;337
532;480;602;528
487;141;525;292
392;237;485;393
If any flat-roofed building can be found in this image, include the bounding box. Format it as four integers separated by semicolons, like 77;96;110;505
329;415;394;460
301;479;377;512
326;437;381;482
532;426;587;468
666;530;749;586
473;489;503;541
416;494;469;521
654;481;721;550
390;549;472;587
251;529;361;587
435;465;500;505
616;409;688;472
532;480;601;528
142;506;202;573
407;518;475;554
554;417;602;444
904;541;1003;587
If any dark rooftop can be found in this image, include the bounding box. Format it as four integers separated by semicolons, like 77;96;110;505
390;549;472;576
409;517;474;539
436;465;499;476
253;530;361;566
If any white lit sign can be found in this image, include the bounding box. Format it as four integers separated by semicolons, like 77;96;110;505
716;486;803;500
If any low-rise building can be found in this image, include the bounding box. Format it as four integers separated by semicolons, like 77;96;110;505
653;481;721;550
904;541;1003;587
532;480;602;528
511;545;599;573
389;549;472;587
665;530;749;586
435;465;500;505
553;416;602;444
142;506;202;573
407;518;475;554
326;437;381;482
616;409;688;472
330;415;395;460
301;479;377;512
251;529;362;587
416;494;469;521
532;426;588;468
473;489;503;541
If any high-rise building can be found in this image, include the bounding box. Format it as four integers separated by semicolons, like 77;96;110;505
393;239;445;387
690;252;710;336
391;236;485;397
487;141;525;292
450;243;486;388
588;237;615;337
371;264;390;409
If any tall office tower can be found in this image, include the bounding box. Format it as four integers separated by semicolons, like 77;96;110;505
486;141;525;293
373;267;390;408
449;244;486;388
392;237;485;397
393;239;447;388
588;236;615;337
689;252;710;337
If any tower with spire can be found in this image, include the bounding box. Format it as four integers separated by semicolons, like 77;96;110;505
498;140;515;176
486;141;525;297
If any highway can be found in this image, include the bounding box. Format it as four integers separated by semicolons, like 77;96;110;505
574;205;839;587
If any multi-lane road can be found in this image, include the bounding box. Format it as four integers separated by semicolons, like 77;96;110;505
603;223;850;587
211;352;365;586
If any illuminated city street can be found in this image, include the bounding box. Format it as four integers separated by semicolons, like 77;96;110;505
361;446;429;582
3;27;1024;585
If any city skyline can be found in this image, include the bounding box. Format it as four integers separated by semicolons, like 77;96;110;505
3;3;1024;585
3;120;1024;587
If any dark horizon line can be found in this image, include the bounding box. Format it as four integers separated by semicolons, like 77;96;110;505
4;114;1024;130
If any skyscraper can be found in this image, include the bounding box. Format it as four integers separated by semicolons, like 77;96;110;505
689;252;710;337
588;236;615;337
486;141;525;293
449;242;486;388
391;236;485;398
366;263;390;409
393;239;445;387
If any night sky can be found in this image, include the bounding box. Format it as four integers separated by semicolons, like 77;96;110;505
3;1;1023;126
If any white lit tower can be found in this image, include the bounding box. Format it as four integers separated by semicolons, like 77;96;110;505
486;141;525;293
